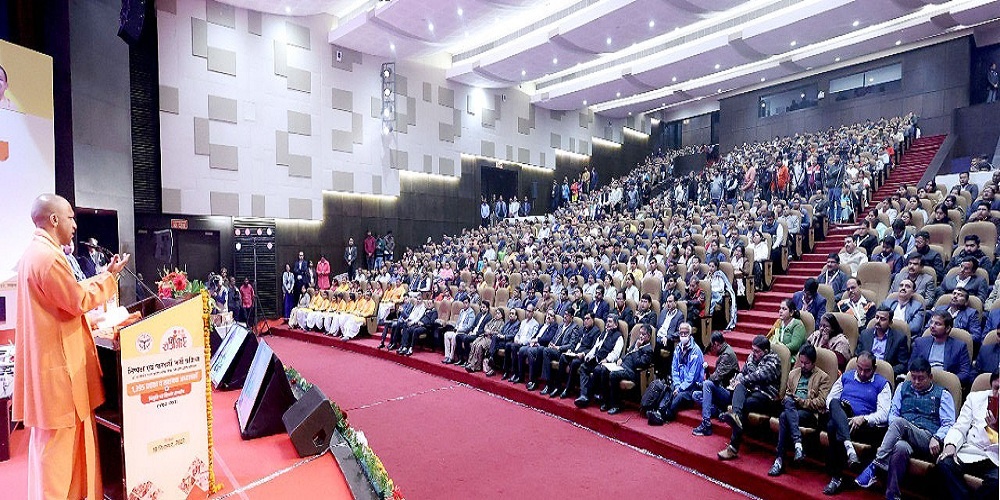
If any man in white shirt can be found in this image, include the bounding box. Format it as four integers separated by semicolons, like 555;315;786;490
839;237;868;277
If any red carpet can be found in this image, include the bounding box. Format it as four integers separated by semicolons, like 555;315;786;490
266;335;756;500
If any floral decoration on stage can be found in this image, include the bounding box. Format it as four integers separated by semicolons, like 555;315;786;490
157;268;206;299
285;367;404;500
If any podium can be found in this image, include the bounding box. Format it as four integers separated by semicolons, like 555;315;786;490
95;295;214;500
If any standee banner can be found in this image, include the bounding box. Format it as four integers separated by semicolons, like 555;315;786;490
120;297;210;500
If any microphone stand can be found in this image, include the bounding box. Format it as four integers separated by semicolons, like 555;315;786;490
86;243;166;310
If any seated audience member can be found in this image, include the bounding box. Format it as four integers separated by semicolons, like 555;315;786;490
648;323;704;425
912;230;946;281
948;235;992;274
838;278;876;327
882;278;925;338
336;289;377;339
684;276;705;329
817;253;849;298
760;210;787;263
913;311;974;386
856;306;911;378
454;301;493;365
574;315;625;408
612;292;635;329
807;313;852;371
656;294;683;344
936;369;999;500
593;324;654;415
484;309;521;376
692;331;740;436
514;309;558;385
588;286;610;320
552;313;601;398
379;298;413;349
635;293;657;327
397;299;437;356
855;357;955;498
466;309;507;373
793;278;828;321
442;297;476;363
768;298;807;356
769;344;832;477
930;287;983;348
938;257;990;304
839;237;868;277
822;351;892;495
501;304;539;380
890;252;936;300
870;236;904;275
975;340;999;377
538;309;583;395
288;285;312;328
717;336;782;461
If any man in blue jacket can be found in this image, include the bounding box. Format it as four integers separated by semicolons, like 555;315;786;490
648;323;704;425
881;278;925;338
913;312;973;386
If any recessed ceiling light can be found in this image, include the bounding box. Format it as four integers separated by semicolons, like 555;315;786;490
671;76;677;82
717;88;722;93
760;77;766;82
895;40;902;46
852;20;860;27
661;102;665;106
583;100;587;105
649;20;655;28
284;6;291;14
606;37;612;45
390;43;395;51
835;57;841;62
457;7;463;16
428;22;434;32
521;69;526;77
800;93;805;98
628;112;632;116
790;40;796;47
552;57;558;64
616;91;621;97
714;64;720;70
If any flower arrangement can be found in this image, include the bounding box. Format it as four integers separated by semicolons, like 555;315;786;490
285;367;403;500
157;268;206;299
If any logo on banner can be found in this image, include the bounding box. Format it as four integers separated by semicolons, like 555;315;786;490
136;333;153;353
161;327;191;351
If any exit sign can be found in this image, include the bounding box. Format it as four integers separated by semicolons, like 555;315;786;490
170;219;188;230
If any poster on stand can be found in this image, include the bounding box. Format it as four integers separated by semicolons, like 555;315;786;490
119;297;210;500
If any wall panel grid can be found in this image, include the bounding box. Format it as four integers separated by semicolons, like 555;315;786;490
157;0;594;220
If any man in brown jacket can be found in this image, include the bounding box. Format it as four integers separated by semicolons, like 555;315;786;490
769;344;831;476
14;194;130;499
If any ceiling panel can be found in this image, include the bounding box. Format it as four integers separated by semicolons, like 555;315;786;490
557;0;701;54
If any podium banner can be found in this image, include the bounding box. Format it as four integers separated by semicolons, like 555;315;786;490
120;297;210;500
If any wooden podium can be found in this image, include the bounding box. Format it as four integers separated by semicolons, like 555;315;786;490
94;295;214;500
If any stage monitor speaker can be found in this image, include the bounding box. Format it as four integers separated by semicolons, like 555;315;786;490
210;324;258;390
117;0;148;45
236;340;295;440
283;386;337;457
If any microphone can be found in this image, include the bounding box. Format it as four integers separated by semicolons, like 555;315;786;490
81;240;165;309
79;240;114;257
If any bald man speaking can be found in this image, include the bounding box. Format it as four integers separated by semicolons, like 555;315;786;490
13;194;129;499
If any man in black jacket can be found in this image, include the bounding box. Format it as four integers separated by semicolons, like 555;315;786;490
856;306;910;378
398;299;437;356
554;313;601;399
539;309;582;395
693;331;739;436
454;301;492;365
596;323;654;415
575;315;625;407
718;335;782;460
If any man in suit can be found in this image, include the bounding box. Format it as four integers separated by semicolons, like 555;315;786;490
442;297;477;364
397;299;437;356
512;308;555;384
817;253;849;298
574;314;625;408
485;309;521;377
770;344;832;477
588;286;610;320
890;253;935;301
656;294;683;345
913;230;946;282
15;194;130;500
501;304;539;381
635;293;657;327
554;313;601;399
380;299;414;349
937;369;999;500
612;292;635;330
870;236;904;276
882;278;925;337
913;311;974;386
293;251;309;300
454;301;492;365
539;309;582;395
857;306;911;378
793;278;828;321
595;324;654;414
948;235;992;273
343;240;358;280
938;257;990;303
930;287;983;348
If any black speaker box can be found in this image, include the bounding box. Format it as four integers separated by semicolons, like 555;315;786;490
237;343;295;440
282;386;337;457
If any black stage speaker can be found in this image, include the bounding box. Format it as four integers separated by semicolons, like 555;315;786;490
210;324;258;390
117;0;148;45
236;341;295;440
283;386;337;457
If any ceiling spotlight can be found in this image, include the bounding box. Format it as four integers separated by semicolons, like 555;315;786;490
606;37;612;45
800;93;805;98
671;76;677;82
852;20;859;27
790;40;796;47
714;63;720;70
895;40;902;46
284;6;291;14
835;57;841;62
383;69;391;78
428;22;434;32
628;112;632;116
616;91;621;97
390;43;395;51
384;88;392;97
760;77;766;82
648;20;655;28
521;69;526;77
552;57;558;64
582;100;587;105
457;7;463;16
717;88;722;93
